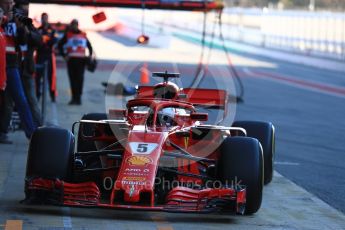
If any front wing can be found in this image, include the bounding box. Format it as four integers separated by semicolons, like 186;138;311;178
24;178;246;214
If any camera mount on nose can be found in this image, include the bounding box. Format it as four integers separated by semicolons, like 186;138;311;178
152;71;180;83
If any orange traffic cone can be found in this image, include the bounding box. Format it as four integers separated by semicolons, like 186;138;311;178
140;63;150;84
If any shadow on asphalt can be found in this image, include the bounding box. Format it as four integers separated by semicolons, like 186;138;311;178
14;205;237;224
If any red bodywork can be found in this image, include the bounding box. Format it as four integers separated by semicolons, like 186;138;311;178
29;0;224;11
25;81;247;214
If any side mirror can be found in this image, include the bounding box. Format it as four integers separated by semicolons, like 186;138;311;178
190;113;208;121
92;11;107;24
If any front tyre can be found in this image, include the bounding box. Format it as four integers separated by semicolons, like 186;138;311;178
233;121;275;184
26;127;75;180
218;137;264;214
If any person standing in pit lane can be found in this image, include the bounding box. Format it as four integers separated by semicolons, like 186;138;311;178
0;2;10;144
15;0;43;127
58;19;93;105
0;0;37;144
36;12;58;103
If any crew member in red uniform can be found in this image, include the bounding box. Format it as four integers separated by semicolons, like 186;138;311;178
58;19;93;105
36;12;57;102
0;0;37;143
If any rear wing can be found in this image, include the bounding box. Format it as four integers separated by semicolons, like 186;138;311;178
182;88;227;109
137;86;228;109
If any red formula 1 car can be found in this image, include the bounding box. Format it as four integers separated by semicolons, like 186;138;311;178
24;72;275;215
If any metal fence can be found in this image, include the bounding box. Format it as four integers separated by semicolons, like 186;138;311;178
222;8;345;60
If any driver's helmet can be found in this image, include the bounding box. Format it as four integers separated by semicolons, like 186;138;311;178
157;107;175;127
153;82;179;99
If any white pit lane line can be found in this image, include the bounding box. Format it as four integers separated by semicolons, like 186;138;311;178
62;207;72;229
274;161;300;166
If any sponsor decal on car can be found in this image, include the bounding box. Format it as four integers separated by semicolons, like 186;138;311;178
126;156;152;166
123;168;150;176
122;176;146;186
125;168;141;172
122;181;145;185
122;176;146;182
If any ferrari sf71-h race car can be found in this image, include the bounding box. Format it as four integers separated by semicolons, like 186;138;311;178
24;72;275;215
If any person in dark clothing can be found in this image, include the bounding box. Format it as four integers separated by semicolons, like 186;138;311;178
16;1;43;126
36;12;57;102
58;19;93;105
0;0;37;143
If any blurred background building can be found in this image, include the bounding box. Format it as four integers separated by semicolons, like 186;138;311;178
225;0;345;11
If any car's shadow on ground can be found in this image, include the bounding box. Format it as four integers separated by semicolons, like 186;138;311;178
13;204;238;224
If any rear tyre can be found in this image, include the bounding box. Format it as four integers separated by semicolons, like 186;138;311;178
233;121;275;185
77;113;107;152
26;127;75;180
218;137;264;214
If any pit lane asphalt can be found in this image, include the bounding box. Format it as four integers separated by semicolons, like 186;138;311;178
1;30;345;229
